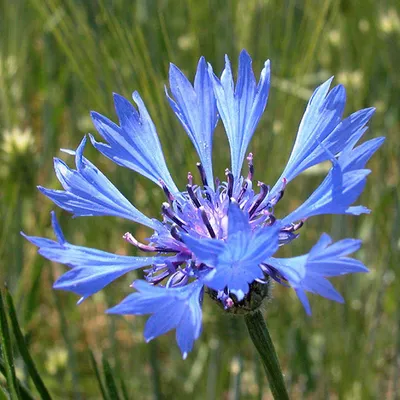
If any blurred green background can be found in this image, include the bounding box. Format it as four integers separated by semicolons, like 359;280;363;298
0;0;399;398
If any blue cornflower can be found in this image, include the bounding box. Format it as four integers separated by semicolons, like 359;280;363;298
23;50;384;358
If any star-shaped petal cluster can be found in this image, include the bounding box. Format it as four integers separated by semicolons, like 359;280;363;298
24;50;384;357
183;203;280;301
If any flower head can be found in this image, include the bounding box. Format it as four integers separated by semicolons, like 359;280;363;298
23;50;384;358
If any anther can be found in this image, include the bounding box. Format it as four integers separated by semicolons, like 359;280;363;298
217;290;235;309
281;219;305;232
186;184;201;208
247;153;254;181
224;297;234;309
170;224;182;241
260;263;289;286
187;172;193;186
260;210;276;226
196;163;212;201
199;206;216;238
159;179;174;203
278;231;299;246
249;183;270;218
225;168;234;199
237;181;249;203
166;271;189;288
161;202;187;228
270;178;287;206
277;177;287;201
123;232;176;253
146;269;171;285
267;214;276;226
196;163;208;187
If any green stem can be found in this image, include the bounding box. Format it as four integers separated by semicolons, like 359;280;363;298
244;310;290;400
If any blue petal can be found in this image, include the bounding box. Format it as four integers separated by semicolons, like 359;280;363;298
298;109;375;173
295;289;311;316
227;202;251;238
345;205;370;215
280;132;383;222
175;290;203;359
22;212;159;301
269;78;376;198
90;92;178;193
310;236;360;259
39;137;157;229
185;203;279;300
166;57;217;189
338;136;385;172
243;225;282;263
279;80;344;177
226;203;252;259
266;234;368;314
108;280;204;358
181;235;224;266
144;304;185;341
282;164;370;225
264;256;307;284
209;50;271;179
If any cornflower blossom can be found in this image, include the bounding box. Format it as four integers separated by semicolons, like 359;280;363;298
24;50;384;358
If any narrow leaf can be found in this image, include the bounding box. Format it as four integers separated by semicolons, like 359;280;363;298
88;351;109;400
120;378;129;400
5;288;52;400
0;288;20;400
0;358;35;400
102;355;121;400
0;385;9;400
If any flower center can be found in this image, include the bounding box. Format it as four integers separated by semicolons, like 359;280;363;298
124;154;304;302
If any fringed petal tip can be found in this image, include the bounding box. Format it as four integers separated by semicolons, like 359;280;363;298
166;56;217;189
37;139;157;229
209;51;271;179
106;281;203;357
91;93;178;193
267;233;368;313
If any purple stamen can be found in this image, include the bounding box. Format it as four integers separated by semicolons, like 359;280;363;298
269;178;287;207
187;184;201;208
159;179;174;203
146;271;170;285
217;290;234;309
170;224;182;241
247;153;254;180
225;169;234;199
266;213;276;226
200;206;216;238
162;202;187;228
281;219;305;232
187;172;193;186
166;270;189;288
249;182;270;218
196;162;208;187
278;231;299;245
260;264;290;287
237;180;249;203
123;232;176;253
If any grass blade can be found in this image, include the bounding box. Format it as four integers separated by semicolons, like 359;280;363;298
119;378;129;400
0;385;9;400
102;355;121;400
5;288;52;400
0;288;20;399
0;358;35;400
88;350;109;400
